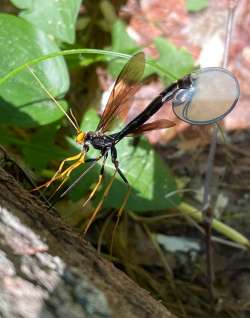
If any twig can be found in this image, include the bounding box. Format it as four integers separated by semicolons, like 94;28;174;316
202;0;240;303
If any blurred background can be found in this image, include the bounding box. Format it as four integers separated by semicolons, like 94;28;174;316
0;1;250;317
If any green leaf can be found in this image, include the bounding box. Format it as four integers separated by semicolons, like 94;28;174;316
108;20;141;77
155;37;194;82
0;14;69;127
111;20;138;53
186;0;208;12
10;0;81;44
69;109;181;212
104;138;181;211
66;53;106;70
0;125;67;171
100;0;117;27
10;0;30;8
22;123;65;171
80;108;100;132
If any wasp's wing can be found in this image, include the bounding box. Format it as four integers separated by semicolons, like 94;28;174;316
129;119;175;136
97;52;145;133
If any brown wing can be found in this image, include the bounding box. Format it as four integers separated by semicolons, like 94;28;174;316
129;119;176;136
97;52;145;132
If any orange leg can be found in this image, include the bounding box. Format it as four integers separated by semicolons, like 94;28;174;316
32;152;85;192
83;171;117;235
82;155;107;209
47;154;86;199
82;175;103;209
110;184;131;254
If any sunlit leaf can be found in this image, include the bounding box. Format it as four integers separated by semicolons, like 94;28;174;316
186;0;208;12
10;0;30;8
80;108;100;132
112;20;138;53
109;20;141;77
155;37;195;82
0;14;69;127
10;0;81;44
104;137;181;211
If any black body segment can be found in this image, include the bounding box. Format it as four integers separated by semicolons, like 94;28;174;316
35;52;240;236
114;77;192;141
78;53;240;185
85;132;115;151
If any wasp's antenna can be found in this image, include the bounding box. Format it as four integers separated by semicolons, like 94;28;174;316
69;108;80;131
28;66;80;133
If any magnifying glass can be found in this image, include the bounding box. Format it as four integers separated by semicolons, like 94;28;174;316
172;67;240;125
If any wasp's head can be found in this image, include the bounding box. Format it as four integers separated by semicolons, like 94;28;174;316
75;131;91;153
75;131;86;144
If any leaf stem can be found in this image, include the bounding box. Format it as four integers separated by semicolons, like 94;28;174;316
0;48;176;87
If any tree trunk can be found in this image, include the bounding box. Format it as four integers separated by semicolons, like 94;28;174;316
0;160;177;318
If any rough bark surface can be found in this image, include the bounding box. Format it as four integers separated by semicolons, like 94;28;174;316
0;165;177;318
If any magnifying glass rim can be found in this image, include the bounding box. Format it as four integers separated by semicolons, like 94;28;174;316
172;67;241;125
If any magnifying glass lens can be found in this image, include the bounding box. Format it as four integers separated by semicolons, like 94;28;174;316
172;67;240;125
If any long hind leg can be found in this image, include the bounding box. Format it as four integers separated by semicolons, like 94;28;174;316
111;146;128;184
82;152;108;208
110;146;131;253
32;152;85;192
83;169;117;236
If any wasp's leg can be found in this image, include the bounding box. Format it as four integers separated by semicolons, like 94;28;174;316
49;152;85;184
85;155;103;163
83;170;117;235
110;183;131;255
32;152;85;191
82;152;108;208
48;154;86;199
111;146;128;184
109;146;131;254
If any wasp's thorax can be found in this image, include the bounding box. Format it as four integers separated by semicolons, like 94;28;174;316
76;130;115;154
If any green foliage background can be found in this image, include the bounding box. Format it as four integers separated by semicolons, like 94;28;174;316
0;1;196;214
1;2;250;318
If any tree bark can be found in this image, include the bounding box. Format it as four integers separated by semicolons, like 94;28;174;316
0;163;177;318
